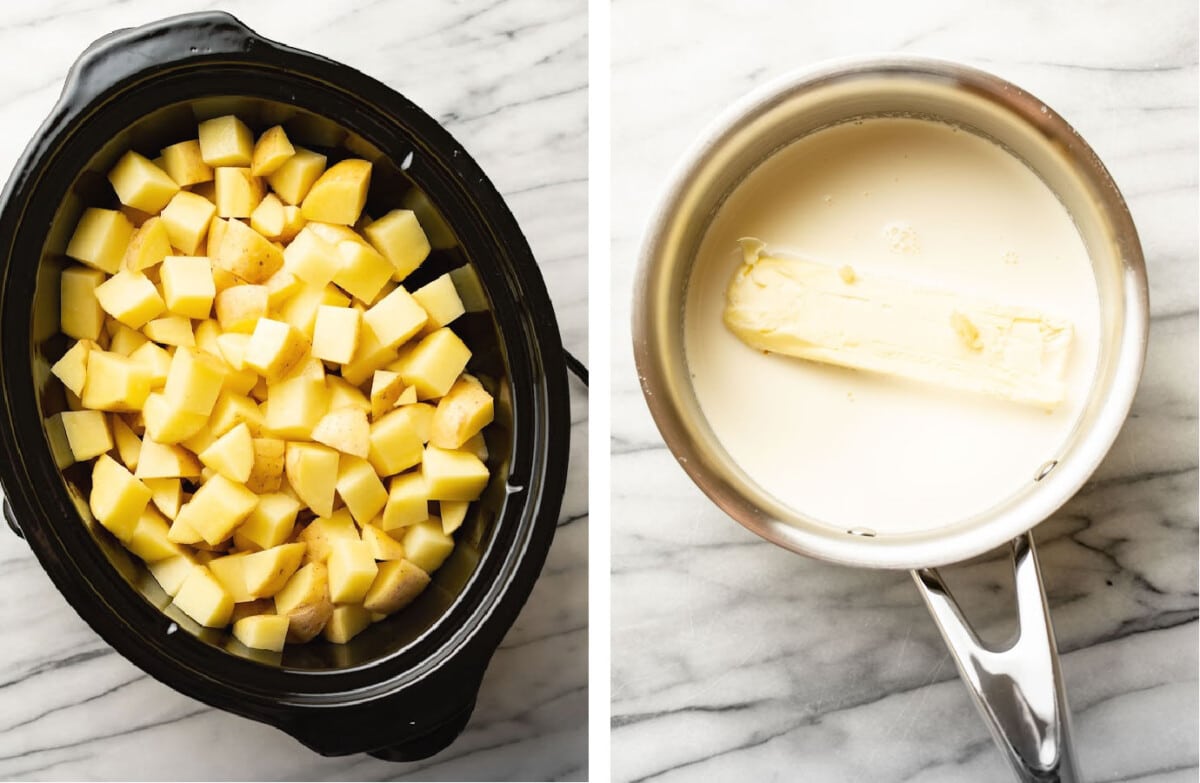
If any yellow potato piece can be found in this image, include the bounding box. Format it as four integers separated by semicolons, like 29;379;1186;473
108;322;148;356
111;414;142;471
401;518;455;573
360;524;407;561
285;442;339;517
311;305;361;365
268;147;327;205
251;125;295;177
198;421;254;482
172;474;259;546
335;455;388;525
51;339;93;397
298;510;360;564
322;604;372;643
164;347;227;416
441;500;469;535
245;318;309;382
300;159;372;226
245;436;285;493
332;240;393;303
362;558;430;614
67;208;134;274
215;284;269;334
160;139;213;187
284;226;341;287
381;472;429;532
94;270;165;330
367;405;425;477
327;539;377;603
108;150;180;213
160;256;216;319
274;561;333;643
61;409;112;462
61;266;107;340
142;315;196;347
136;437;202;479
89;454;152;542
122;216;173;271
430;375;494;449
214;217;284;284
369;370;404;419
263;373;328;440
250;192;286;239
399;327;471;400
145;477;182;520
243;542;307;598
234;614;290;652
159;191;216;254
327;375;371;414
411;273;465;330
126;506;184;563
237;491;300;550
173;565;234;627
313;407;370;458
362;286;427;349
81;350;152;412
421;445;489;501
148;553;196;596
363;209;430;282
214;167;265;218
198;115;253;167
142;392;207;444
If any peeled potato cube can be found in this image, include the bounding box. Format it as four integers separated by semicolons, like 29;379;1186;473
311;305;361;365
109;322;148;356
206;552;253;601
363;286;427;349
341;328;399;387
145;477;182;519
312;406;370;457
363;558;430;614
250;192;286;238
157;192;215;255
397;385;418;407
136;437;202;479
129;341;172;388
164;347;227;416
159;256;216;319
166;514;205;545
81;350;152;412
361;524;407;561
274;561;333;643
400;328;472;400
215;217;284;283
336;455;388;525
421;445;489;501
264;373;329;440
298;510;360;563
160;139;213;187
94;270;165;329
126;506;184;562
214;167;265;218
327;539;377;603
237;491;300;549
285;442;339;517
369;371;404;419
198;115;254;167
300;159;371;226
172;473;259;546
198;421;254;482
60;409;112;462
233;614;289;652
381;472;429;532
142;316;196;347
89;454;152;541
332;240;392;303
245;318;309;382
401;519;454;573
279;204;307;243
111;414;141;470
215;284;269;334
51;339;92;397
323;604;372;643
367;406;425;477
412;274;465;330
268;147;327;205
173;566;234;627
264;269;302;308
148;553;195;596
441;500;469;534
243;542;307;598
123;216;172;271
284;227;341;287
67;208;134;274
364;209;430;281
251;125;295;177
326;376;370;414
143;392;207;443
108;150;180;213
430;375;494;449
61;266;107;340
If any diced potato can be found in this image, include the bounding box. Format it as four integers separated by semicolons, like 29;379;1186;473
108;322;148;356
198;422;254;482
399;327;471;399
192;180;217;204
242;542;307;598
51;339;92;397
214;167;265;218
61;409;112;462
397;385;418;407
61;266;107;340
206;552;252;601
412;274;465;330
250;192;286;238
67;208;134;274
327;375;371;414
129;341;172;388
311;305;360;364
81;350;152;412
159;191;216;255
89;454;152;541
145;476;182;519
215;217;284;284
362;558;430;614
361;524;406;561
369;371;404;419
381;472;429;532
245;318;309;382
267;147;327;205
94;270;165;329
264;270;301;310
410;401;436;444
274;561;333;642
279;204;306;243
198;115;254;167
172;474;259;546
242;437;285;494
136;437;202;479
251;125;295;177
284;227;341;286
206;392;264;438
363;209;430;281
215;284;268;333
430;375;494;449
402;518;455;573
160;139;213;187
180;422;216;455
160;256;216;319
264;373;328;439
327;539;377;603
285;442;339;517
143;392;207;443
108;150;180;213
332;240;392;303
233;614;289;651
164;347;227;416
440;500;470;535
402;188;456;251
142;316;196;347
362;286;427;349
312;407;370;457
123;217;173;271
173;565;234;627
421;445;489;501
300;159;371;226
111;414;141;470
237;491;300;549
335;455;388;524
367;406;425;477
206;216;228;259
148;553;195;595
126;506;184;562
340;327;398;386
322;604;372;643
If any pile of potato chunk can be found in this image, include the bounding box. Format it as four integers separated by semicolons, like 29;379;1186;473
48;114;496;651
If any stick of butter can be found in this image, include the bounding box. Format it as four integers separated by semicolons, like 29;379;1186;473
722;239;1074;407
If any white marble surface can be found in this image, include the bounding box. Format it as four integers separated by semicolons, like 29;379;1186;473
611;1;1197;781
0;1;587;780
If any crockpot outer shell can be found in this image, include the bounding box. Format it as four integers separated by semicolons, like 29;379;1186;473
0;11;570;760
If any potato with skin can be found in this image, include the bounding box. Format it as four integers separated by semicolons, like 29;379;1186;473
301;159;372;226
312;407;370;457
245;437;286;494
215;217;284;283
430;375;494;449
298;510;359;563
274;561;334;643
242;542;307;598
363;559;430;614
216;285;269;333
251;126;295;177
245;318;309;382
123;217;172;271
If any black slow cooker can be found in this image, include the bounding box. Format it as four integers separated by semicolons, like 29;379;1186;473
0;11;572;761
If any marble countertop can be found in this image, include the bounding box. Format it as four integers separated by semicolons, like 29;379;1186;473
611;1;1197;781
0;1;587;781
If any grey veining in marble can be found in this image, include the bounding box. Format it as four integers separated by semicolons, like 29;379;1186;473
611;1;1198;781
0;0;587;780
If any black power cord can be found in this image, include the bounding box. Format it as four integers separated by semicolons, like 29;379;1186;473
564;350;588;387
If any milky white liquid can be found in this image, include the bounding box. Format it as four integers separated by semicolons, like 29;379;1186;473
685;118;1100;534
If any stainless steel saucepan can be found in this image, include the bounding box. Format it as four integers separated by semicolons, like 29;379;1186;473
632;57;1148;782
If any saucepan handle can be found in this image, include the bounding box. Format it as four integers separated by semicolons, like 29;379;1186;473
911;533;1080;782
